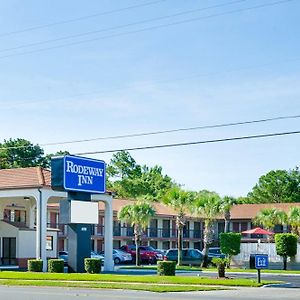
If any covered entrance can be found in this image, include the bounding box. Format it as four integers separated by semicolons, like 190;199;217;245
0;166;114;271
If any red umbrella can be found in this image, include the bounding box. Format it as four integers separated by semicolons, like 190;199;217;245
241;227;274;235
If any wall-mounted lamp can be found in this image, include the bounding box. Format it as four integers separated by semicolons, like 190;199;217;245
24;196;30;201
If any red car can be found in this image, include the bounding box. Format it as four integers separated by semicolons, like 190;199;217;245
119;245;163;264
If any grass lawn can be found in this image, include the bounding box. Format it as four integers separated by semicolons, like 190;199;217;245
121;265;300;274
0;271;278;287
0;279;226;293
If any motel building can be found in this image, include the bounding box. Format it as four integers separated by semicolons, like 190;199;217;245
1;166;300;270
0;166;114;271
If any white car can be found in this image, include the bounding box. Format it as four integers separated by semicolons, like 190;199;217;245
91;251;104;260
100;249;132;264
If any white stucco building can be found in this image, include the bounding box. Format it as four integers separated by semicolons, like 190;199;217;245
0;167;114;271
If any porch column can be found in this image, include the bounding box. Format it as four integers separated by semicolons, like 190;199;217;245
25;199;36;229
0;203;5;219
104;200;114;271
35;189;49;272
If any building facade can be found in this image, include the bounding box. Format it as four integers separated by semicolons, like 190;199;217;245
1;167;299;268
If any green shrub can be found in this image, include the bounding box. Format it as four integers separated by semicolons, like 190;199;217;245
84;258;101;274
220;232;241;256
157;261;176;276
48;259;64;273
27;259;43;272
220;232;241;267
211;258;229;278
275;233;298;270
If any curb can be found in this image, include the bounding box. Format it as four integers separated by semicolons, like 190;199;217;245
262;283;296;288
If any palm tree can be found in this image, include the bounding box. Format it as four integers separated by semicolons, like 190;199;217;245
118;200;156;266
254;208;287;231
163;187;193;266
191;191;222;267
288;206;300;235
220;196;236;233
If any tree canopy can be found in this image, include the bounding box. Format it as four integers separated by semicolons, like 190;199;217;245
117;200;156;266
248;168;300;203
106;150;174;200
0;138;46;169
191;190;222;267
163;186;194;265
0;138;70;169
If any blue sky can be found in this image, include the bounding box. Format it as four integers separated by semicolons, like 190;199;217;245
0;0;299;197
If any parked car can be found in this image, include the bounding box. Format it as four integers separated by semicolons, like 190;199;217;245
207;247;226;263
91;251;104;260
119;245;161;264
99;249;132;264
156;249;167;256
140;246;163;261
164;248;203;265
58;250;104;265
58;250;68;265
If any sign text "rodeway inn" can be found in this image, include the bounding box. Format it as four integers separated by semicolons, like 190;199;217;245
63;156;106;194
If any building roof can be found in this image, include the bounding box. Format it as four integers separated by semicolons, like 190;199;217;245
97;200;300;220
0;167;51;190
230;202;300;220
98;198;178;217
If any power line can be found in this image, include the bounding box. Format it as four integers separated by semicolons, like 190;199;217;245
0;0;167;38
0;114;299;150
0;0;247;53
74;130;300;155
0;129;299;163
34;114;300;146
0;0;293;60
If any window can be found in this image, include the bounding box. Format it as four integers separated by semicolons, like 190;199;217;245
194;222;201;238
149;241;158;249
162;220;170;238
162;241;170;250
191;250;202;258
232;222;240;232
46;236;53;251
149;219;158;237
183;241;189;248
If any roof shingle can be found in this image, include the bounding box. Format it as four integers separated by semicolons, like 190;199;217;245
0;167;51;189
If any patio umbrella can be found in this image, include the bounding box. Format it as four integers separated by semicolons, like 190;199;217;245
241;227;274;235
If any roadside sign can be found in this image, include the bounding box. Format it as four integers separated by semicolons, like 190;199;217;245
52;155;106;194
255;254;269;269
255;254;268;283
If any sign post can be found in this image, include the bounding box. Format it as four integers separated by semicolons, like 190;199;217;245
255;254;269;283
51;155;106;273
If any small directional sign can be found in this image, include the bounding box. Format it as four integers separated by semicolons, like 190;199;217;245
255;254;269;269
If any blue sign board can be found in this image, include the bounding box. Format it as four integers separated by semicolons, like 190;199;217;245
63;155;106;194
255;254;269;269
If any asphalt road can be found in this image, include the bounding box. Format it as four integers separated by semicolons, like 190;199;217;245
0;286;299;300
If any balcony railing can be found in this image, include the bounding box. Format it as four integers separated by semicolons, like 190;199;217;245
48;223;202;240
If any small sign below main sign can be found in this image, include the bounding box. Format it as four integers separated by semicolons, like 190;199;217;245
255;254;269;269
51;155;106;194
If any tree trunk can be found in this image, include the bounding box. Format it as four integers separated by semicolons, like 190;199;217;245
177;224;183;266
201;221;213;268
134;226;141;266
283;256;287;270
224;210;231;233
218;263;225;278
